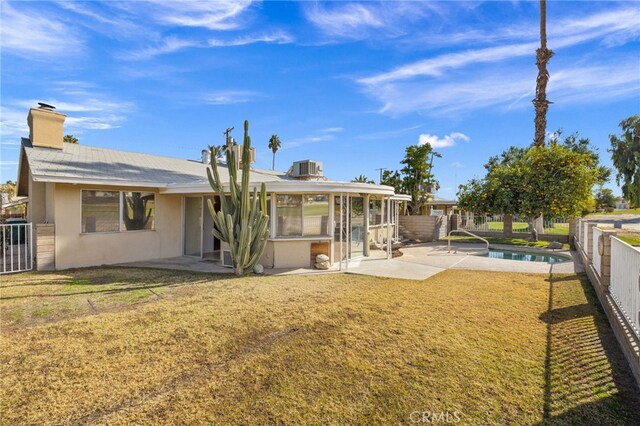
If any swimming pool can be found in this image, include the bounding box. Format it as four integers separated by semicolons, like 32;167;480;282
479;249;570;263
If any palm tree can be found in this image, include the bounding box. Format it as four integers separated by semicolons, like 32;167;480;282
268;134;281;170
63;134;78;144
532;0;554;147
351;175;375;184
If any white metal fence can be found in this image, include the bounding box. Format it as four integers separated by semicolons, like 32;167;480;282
1;223;33;274
610;237;640;339
462;213;569;235
592;227;603;276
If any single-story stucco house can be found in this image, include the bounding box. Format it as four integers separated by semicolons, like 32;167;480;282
16;104;409;271
427;196;458;216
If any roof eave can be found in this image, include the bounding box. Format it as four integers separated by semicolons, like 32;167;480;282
161;181;397;195
30;174;169;189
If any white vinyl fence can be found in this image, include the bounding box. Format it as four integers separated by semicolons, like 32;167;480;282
1;223;33;274
592;227;603;276
462;213;568;235
610;237;640;339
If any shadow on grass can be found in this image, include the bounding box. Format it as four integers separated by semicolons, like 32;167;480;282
0;267;229;300
539;273;640;425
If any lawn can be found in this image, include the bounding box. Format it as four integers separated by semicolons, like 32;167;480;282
477;221;570;235
587;208;640;216
446;235;570;250
618;235;640;247
1;268;639;424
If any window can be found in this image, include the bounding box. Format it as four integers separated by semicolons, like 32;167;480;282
122;192;155;231
276;195;302;236
303;195;329;236
82;190;120;233
82;190;156;233
369;198;383;226
276;194;330;237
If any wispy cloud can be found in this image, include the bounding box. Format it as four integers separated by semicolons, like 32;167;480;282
0;2;84;59
285;127;344;149
356;6;640;116
53;0;149;40
451;162;464;168
123;31;293;60
139;0;253;31
358;42;537;86
0;107;29;140
209;32;293;47
419;133;470;149
120;37;204;60
2;87;134;138
356;124;424;141
203;90;261;105
303;2;437;40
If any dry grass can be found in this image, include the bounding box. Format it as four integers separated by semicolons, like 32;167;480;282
1;268;639;425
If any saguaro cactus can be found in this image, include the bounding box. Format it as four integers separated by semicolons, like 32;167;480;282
123;192;152;230
207;120;269;276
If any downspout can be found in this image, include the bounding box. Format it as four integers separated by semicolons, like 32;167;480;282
346;193;350;271
339;193;343;271
388;197;392;258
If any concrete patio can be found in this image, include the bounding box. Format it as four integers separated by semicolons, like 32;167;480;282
115;241;581;281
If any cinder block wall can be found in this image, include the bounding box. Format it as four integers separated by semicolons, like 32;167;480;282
398;215;447;241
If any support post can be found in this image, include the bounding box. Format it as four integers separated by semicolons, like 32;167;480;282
599;230;617;289
587;223;598;262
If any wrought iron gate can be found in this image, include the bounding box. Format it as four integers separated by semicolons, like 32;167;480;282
1;223;33;274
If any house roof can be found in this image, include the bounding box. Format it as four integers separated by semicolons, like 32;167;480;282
18;139;397;196
427;196;457;205
21;138;287;188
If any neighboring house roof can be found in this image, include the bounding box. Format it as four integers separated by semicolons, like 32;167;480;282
427;196;457;205
18;139;397;196
1;197;28;210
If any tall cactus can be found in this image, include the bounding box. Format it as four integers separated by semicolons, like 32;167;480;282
206;120;269;276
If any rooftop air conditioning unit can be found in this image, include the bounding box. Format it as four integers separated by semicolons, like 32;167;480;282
291;160;323;178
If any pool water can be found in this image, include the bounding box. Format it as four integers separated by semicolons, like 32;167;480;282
480;249;570;263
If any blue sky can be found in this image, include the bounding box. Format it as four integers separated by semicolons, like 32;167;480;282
1;1;639;199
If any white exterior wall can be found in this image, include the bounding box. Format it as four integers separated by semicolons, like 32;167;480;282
52;184;183;269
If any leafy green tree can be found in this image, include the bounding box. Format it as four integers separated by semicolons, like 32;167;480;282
380;170;403;193
1;180;16;201
63;134;78;144
351;175;375;184
594;187;616;212
268;134;281;170
609;115;640;207
400;144;441;214
458;142;606;241
379;145;440;215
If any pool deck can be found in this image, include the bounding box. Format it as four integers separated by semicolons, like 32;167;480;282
116;242;582;281
395;242;581;274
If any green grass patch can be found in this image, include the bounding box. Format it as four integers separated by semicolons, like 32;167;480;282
618;235;640;247
2;268;639;424
476;221;569;235
587;208;640;216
